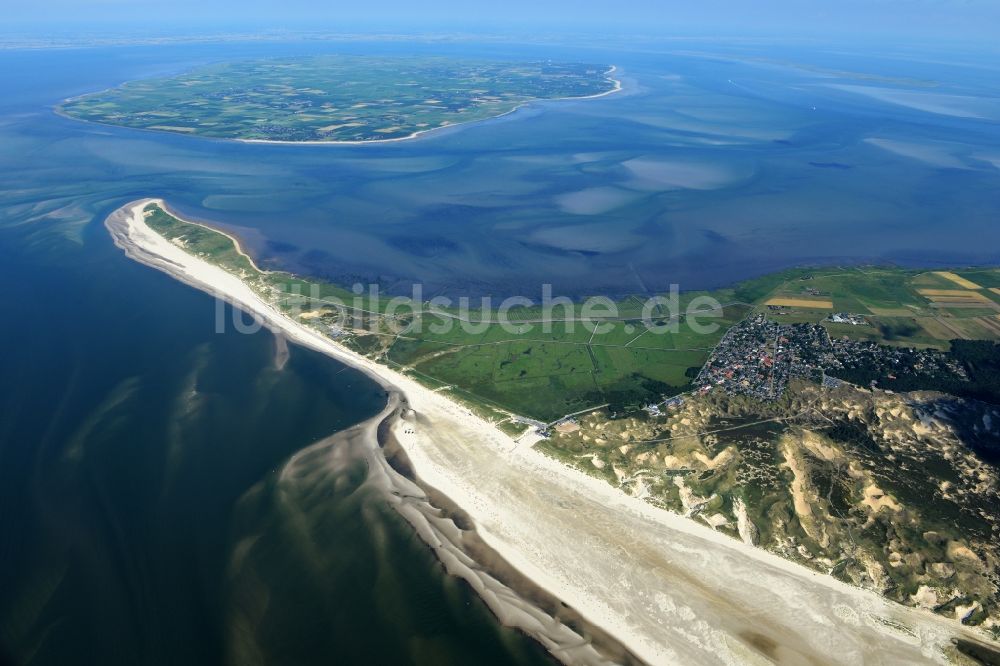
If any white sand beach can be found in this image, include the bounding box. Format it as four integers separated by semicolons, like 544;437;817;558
107;199;998;665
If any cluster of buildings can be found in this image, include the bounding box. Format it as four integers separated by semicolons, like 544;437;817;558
695;314;968;400
642;395;686;417
826;312;869;326
695;315;790;400
823;337;969;384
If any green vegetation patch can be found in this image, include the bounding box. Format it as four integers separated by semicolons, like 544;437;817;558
756;265;1000;348
145;207;258;276
140;203;1000;423
139;202;736;422
63;56;617;142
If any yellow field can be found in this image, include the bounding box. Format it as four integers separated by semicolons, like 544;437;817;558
765;297;834;309
917;289;992;302
932;304;997;312
933;271;982;290
937;316;1000;340
931;316;968;340
917;318;959;340
991;288;1000;297
978;316;1000;336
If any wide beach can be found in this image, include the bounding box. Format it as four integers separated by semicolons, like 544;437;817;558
108;199;1000;665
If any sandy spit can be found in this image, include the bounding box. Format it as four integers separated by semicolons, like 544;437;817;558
108;199;640;665
107;199;999;666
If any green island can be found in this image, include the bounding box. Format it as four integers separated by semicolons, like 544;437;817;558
60;56;618;142
145;202;1000;633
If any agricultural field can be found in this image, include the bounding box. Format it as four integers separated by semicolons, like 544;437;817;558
61;56;617;142
389;313;745;421
744;266;1000;349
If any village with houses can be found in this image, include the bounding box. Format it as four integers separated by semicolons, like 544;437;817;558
693;313;969;401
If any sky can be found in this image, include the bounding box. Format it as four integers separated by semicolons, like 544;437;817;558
6;0;1000;45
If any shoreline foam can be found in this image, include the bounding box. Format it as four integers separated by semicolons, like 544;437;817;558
108;199;1000;665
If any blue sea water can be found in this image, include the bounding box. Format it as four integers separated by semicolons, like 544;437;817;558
0;35;999;665
4;39;998;299
0;40;563;666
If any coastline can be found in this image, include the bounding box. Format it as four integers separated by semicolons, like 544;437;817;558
107;199;641;665
59;66;622;147
107;198;1000;665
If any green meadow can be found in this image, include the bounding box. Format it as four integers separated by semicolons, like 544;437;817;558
62;56;616;142
146;203;1000;421
146;203;742;421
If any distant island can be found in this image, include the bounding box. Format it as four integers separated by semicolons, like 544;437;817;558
59;56;620;143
